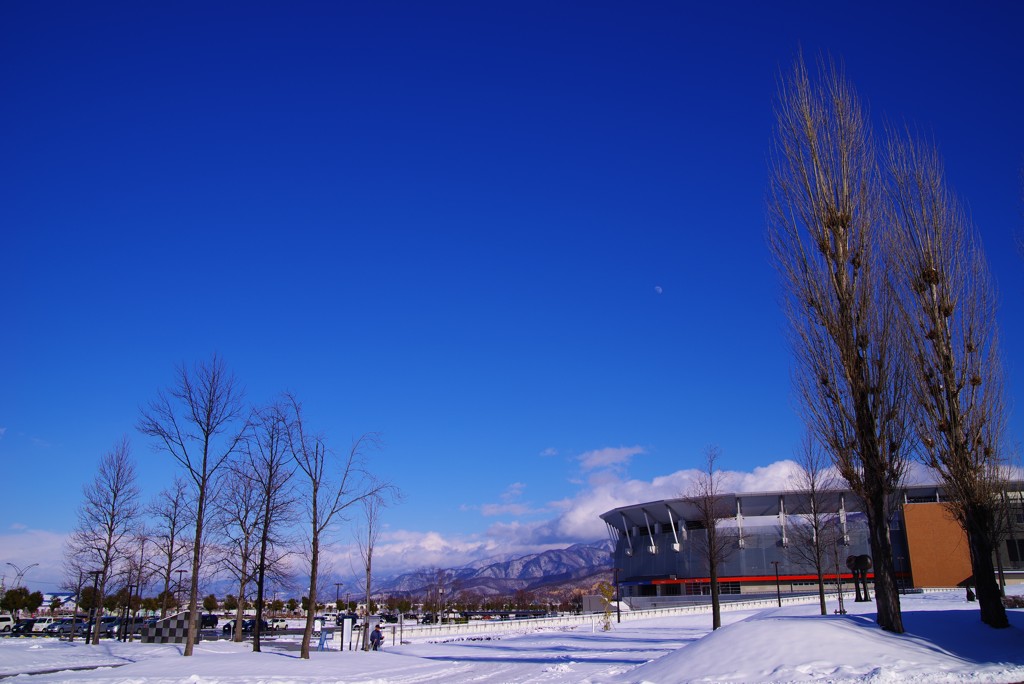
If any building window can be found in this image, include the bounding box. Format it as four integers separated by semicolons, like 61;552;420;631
1007;539;1024;563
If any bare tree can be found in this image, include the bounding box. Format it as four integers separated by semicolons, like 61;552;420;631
247;402;296;652
688;445;736;631
66;437;141;644
285;393;384;659
789;433;842;616
126;529;153;639
212;464;262;641
355;490;397;649
886;135;1010;628
148;478;193;619
768;54;912;632
138;354;248;655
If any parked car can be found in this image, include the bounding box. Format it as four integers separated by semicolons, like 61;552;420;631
12;619;36;634
48;617;89;636
0;614;14;632
200;614;218;629
268;618;287;631
135;617;159;634
221;618;269;634
93;616;119;638
32;617;55;632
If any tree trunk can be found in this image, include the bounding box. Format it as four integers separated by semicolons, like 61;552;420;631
185;487;206;657
816;566;827;616
91;577;106;646
863;489;903;633
301;538;318;660
709;535;721;630
965;506;1009;628
233;579;246;642
363;560;372;650
253;522;270;652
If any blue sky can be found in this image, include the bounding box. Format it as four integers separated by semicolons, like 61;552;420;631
2;1;1023;592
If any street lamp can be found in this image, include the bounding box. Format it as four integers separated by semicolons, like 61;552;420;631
771;561;782;607
335;582;343;613
5;562;38;588
175;570;186;613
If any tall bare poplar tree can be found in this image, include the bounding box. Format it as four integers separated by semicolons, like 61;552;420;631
886;135;1010;628
768;55;911;632
138;354;247;655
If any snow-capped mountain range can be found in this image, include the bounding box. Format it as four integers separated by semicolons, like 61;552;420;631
377;540;613;597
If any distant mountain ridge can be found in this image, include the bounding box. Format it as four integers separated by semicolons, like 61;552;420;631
378;540;613;597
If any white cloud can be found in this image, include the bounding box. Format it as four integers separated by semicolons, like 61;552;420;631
463;482;540;518
358;460;825;573
577;445;645;472
479;460;823;549
480;502;534;517
500;482;526;502
539;448;558;457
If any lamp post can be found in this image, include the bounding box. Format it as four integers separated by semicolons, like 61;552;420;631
175;570;186;613
771;561;782;607
87;570;102;645
5;562;38;588
335;582;343;613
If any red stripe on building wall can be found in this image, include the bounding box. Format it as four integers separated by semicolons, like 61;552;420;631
649;573;878;585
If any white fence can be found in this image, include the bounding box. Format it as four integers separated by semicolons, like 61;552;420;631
387;593;832;643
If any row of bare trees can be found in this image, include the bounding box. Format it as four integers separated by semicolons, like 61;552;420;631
65;354;394;659
768;54;1012;631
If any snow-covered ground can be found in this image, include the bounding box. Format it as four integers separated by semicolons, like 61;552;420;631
2;590;1024;683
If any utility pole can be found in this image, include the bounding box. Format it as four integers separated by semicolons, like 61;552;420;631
771;561;782;607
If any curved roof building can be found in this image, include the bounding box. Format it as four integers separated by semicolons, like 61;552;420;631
599;484;1024;610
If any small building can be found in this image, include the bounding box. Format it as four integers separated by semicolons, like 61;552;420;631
600;484;1024;610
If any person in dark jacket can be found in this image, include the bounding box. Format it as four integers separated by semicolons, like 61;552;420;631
369;625;383;650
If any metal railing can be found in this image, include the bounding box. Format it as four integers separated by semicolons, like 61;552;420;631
390;593;833;641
